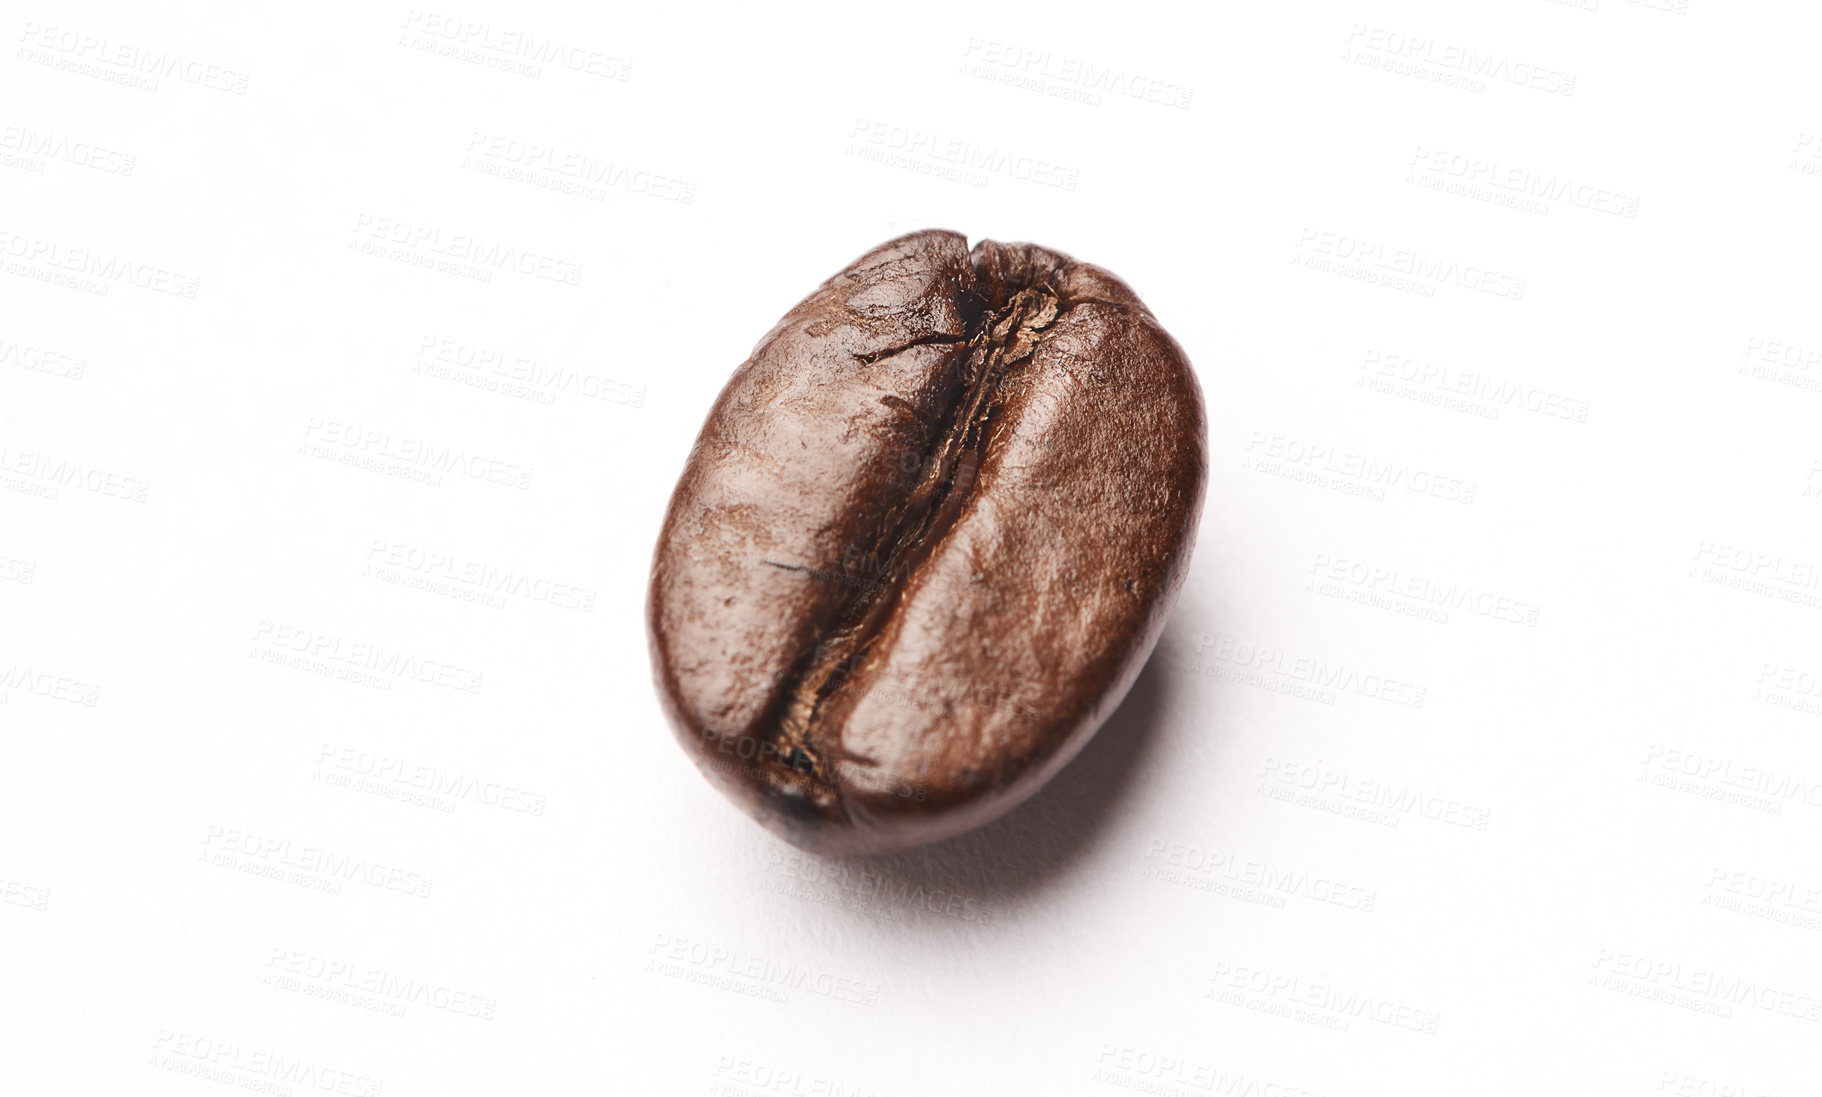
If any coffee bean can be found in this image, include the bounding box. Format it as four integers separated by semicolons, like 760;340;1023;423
647;230;1206;855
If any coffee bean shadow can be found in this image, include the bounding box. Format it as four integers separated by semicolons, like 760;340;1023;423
836;627;1189;913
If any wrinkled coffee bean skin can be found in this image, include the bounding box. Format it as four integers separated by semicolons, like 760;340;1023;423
647;230;1206;855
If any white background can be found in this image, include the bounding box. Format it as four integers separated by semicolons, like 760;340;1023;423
3;1;1820;1094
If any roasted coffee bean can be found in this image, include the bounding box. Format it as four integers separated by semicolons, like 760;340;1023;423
647;230;1207;855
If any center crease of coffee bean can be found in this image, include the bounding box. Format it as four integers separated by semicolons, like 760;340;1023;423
756;270;1071;817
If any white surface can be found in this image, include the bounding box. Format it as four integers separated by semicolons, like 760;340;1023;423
3;1;1819;1093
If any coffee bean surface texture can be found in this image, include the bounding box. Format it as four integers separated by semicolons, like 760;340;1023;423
648;229;1207;855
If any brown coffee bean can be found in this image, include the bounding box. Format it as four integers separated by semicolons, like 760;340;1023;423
647;230;1206;855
